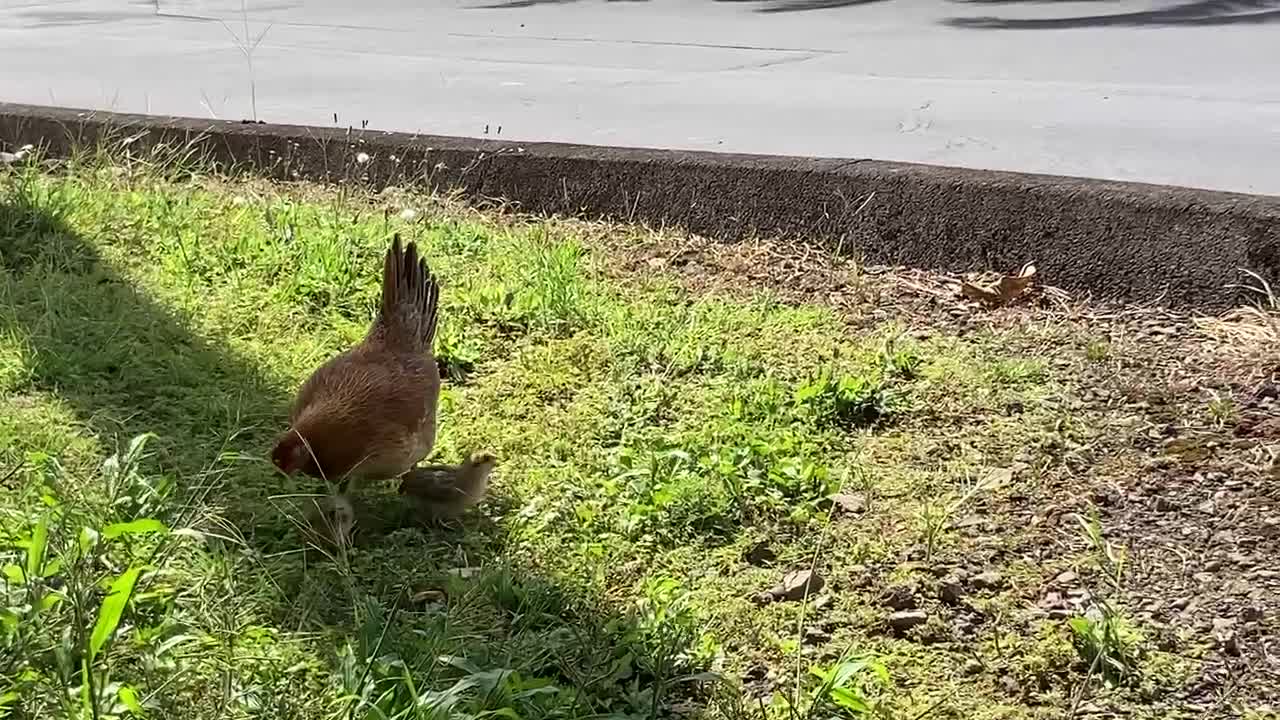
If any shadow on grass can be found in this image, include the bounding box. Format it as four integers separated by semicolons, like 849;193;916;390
0;185;303;542
0;170;719;717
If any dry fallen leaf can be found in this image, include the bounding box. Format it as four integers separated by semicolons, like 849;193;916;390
960;263;1037;306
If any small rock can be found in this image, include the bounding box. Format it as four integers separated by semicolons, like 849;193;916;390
754;569;825;605
1196;499;1216;514
742;663;768;683
1171;597;1192;611
811;594;833;611
803;626;832;645
745;541;777;567
1066;588;1093;605
1054;571;1079;586
830;492;868;515
1241;606;1264;623
1154;497;1178;512
1228;552;1254;567
1040;591;1065;609
888;610;929;634
846;565;873;588
939;578;965;605
881;584;918;610
971;570;1004;590
1204;560;1224;573
952;514;987;532
999;675;1020;696
1215;627;1241;656
963;658;983;675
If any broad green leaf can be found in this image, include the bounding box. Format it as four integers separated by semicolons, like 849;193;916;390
90;565;143;662
26;516;49;580
830;687;871;713
118;685;146;716
38;592;64;612
103;519;169;539
2;564;24;585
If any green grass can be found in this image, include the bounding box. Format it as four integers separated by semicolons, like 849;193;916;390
0;149;1199;719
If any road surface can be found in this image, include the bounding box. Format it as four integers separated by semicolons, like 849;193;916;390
2;0;1278;194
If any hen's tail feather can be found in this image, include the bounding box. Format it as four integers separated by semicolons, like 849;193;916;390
378;234;440;354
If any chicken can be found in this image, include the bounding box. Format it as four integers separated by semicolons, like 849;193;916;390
299;453;497;546
398;451;497;520
301;494;356;548
270;235;442;492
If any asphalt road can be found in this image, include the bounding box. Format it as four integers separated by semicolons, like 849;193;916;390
2;0;1278;194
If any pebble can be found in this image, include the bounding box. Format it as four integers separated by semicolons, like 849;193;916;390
971;570;1004;590
830;492;869;515
1000;675;1020;696
1054;571;1079;586
744;541;777;567
939;578;966;606
1229;552;1254;567
881;585;918;611
754;569;825;605
963;659;983;675
888;610;929;633
803;626;832;645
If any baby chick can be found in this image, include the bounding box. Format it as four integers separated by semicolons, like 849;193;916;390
398;451;497;521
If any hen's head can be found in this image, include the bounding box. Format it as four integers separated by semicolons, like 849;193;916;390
271;430;314;476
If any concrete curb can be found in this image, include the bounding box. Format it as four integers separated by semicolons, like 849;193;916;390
2;102;1277;309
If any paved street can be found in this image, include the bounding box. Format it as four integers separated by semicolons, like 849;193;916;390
2;0;1278;194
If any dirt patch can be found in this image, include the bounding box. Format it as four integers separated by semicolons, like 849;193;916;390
604;230;1280;713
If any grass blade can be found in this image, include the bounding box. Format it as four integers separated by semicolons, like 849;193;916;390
90;565;143;663
103;519;169;539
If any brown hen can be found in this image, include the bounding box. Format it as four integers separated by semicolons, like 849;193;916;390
271;235;443;492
